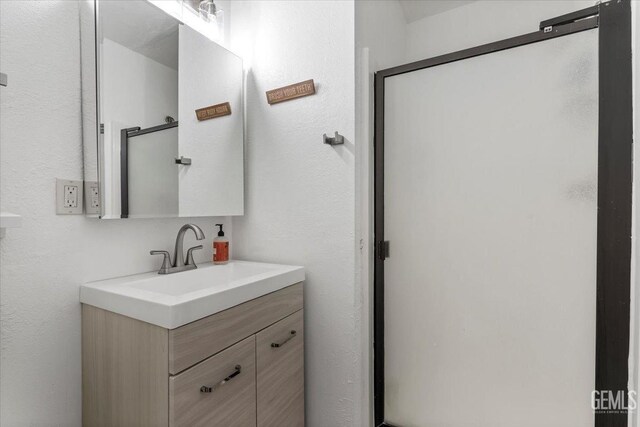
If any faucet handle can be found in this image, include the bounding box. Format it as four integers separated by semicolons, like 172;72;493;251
150;250;172;273
186;245;203;266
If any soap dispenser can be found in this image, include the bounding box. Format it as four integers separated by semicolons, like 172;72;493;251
213;224;229;265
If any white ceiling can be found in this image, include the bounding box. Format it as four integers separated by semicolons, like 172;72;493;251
399;0;478;23
100;0;179;70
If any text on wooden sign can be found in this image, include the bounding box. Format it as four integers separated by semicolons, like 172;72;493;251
266;79;316;105
195;102;232;121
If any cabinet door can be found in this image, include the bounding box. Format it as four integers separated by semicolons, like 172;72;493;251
170;336;256;427
169;283;303;374
256;310;304;427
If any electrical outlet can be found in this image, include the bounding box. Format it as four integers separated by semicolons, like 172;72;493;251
64;185;78;208
85;181;100;215
56;178;83;215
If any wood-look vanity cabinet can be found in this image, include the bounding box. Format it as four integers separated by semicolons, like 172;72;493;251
82;283;304;427
257;309;305;427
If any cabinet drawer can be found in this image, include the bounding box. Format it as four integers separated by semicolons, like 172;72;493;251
256;310;304;427
169;283;303;374
170;336;256;427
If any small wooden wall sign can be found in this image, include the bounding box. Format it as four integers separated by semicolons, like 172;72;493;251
266;79;316;105
195;102;232;121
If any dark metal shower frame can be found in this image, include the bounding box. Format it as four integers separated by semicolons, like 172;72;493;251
120;121;179;218
373;2;633;426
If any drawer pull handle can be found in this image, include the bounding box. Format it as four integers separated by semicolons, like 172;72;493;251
271;330;297;348
200;365;242;393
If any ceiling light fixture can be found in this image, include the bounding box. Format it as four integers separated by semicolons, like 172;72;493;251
148;0;224;43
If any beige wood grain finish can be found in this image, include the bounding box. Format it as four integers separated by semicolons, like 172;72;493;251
170;336;256;427
169;282;303;374
256;310;305;427
82;304;169;427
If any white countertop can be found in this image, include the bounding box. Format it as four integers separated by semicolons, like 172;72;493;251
80;260;305;329
0;212;22;228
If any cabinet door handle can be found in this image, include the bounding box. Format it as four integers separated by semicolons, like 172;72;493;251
200;365;241;393
271;330;297;348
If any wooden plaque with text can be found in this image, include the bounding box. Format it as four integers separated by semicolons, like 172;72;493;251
195;102;232;121
266;79;316;105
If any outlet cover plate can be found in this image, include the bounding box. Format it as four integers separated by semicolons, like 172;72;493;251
56;178;84;215
84;181;100;215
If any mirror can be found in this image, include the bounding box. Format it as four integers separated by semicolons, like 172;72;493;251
80;0;243;219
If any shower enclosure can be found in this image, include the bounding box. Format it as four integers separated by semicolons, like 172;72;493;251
374;2;632;426
120;122;179;218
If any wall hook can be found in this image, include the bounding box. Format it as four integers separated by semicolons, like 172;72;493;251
175;156;192;165
323;131;344;145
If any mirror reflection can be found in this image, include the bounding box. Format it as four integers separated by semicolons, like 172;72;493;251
81;0;244;219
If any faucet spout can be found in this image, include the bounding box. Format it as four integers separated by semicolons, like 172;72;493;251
174;224;205;268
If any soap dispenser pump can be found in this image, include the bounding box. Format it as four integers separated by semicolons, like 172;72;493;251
213;224;229;265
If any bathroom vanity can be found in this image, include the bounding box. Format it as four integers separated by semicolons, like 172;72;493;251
81;261;305;426
78;0;303;423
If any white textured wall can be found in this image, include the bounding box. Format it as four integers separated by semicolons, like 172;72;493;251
228;1;357;426
356;0;407;70
0;2;227;425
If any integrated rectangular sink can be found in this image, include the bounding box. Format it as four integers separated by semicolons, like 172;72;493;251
80;260;305;329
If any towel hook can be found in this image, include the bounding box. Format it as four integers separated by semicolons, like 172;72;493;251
323;131;344;146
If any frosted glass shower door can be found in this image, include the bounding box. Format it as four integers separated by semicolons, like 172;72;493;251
383;29;598;427
128;126;179;217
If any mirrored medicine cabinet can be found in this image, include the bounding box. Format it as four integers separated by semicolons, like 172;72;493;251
80;0;243;219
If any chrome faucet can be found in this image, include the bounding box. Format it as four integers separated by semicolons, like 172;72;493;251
150;224;205;274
